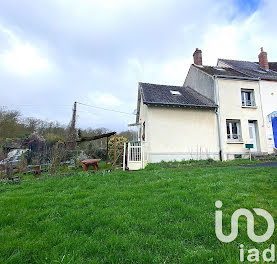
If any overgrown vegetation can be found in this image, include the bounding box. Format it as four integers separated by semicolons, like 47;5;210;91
0;161;276;263
108;136;128;162
0;108;135;161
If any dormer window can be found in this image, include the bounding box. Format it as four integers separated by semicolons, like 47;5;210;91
170;90;181;95
241;89;255;107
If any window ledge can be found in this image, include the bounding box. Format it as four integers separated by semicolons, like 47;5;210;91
227;141;244;144
241;105;257;109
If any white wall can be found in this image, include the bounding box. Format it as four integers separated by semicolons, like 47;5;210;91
217;60;277;153
138;106;219;162
259;80;277;153
217;78;268;159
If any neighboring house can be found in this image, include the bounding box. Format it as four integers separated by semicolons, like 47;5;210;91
130;48;276;169
217;48;277;153
0;149;27;169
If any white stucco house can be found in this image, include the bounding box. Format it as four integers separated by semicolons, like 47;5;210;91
128;48;277;169
217;49;277;154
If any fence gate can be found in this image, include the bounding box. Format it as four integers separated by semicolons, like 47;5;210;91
126;141;143;170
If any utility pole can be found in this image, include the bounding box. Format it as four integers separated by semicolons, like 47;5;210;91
67;101;77;150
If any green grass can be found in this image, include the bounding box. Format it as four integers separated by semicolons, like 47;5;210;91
0;161;276;263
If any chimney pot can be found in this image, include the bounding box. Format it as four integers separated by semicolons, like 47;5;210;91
258;47;269;71
193;48;202;65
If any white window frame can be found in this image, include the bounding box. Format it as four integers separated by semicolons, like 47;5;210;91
226;120;242;142
241;89;255;107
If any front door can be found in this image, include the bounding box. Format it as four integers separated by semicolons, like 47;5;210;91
248;123;257;152
272;117;277;148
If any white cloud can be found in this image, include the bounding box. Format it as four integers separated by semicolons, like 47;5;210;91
201;0;277;65
0;24;51;76
2;43;50;75
201;25;239;65
0;0;277;131
86;92;121;108
160;59;191;85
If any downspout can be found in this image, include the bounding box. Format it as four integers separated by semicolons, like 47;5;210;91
258;79;268;154
258;79;265;127
214;76;224;161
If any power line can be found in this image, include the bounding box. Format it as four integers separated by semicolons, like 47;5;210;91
0;102;136;116
76;102;135;115
0;104;72;107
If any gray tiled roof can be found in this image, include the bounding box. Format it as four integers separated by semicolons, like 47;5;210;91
255;62;277;72
193;64;250;78
219;59;277;80
140;82;217;108
269;62;277;72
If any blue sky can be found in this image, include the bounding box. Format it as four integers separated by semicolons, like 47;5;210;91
0;0;276;132
234;0;261;14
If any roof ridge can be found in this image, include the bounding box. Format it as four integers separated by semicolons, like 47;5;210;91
192;64;253;79
139;82;183;88
193;64;232;69
219;58;277;80
218;58;254;63
220;58;277;65
217;59;261;79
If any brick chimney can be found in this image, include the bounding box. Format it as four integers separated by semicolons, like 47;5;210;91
193;48;202;65
258;47;269;71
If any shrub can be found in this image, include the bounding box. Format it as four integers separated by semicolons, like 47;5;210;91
108;136;128;164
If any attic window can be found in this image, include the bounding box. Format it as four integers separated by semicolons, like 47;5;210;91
215;67;226;71
170;90;181;95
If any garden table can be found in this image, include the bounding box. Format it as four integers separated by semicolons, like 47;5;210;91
81;159;101;171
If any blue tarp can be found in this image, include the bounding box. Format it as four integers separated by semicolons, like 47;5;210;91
272;117;277;148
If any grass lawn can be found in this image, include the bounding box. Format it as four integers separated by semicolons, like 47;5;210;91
0;160;276;263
